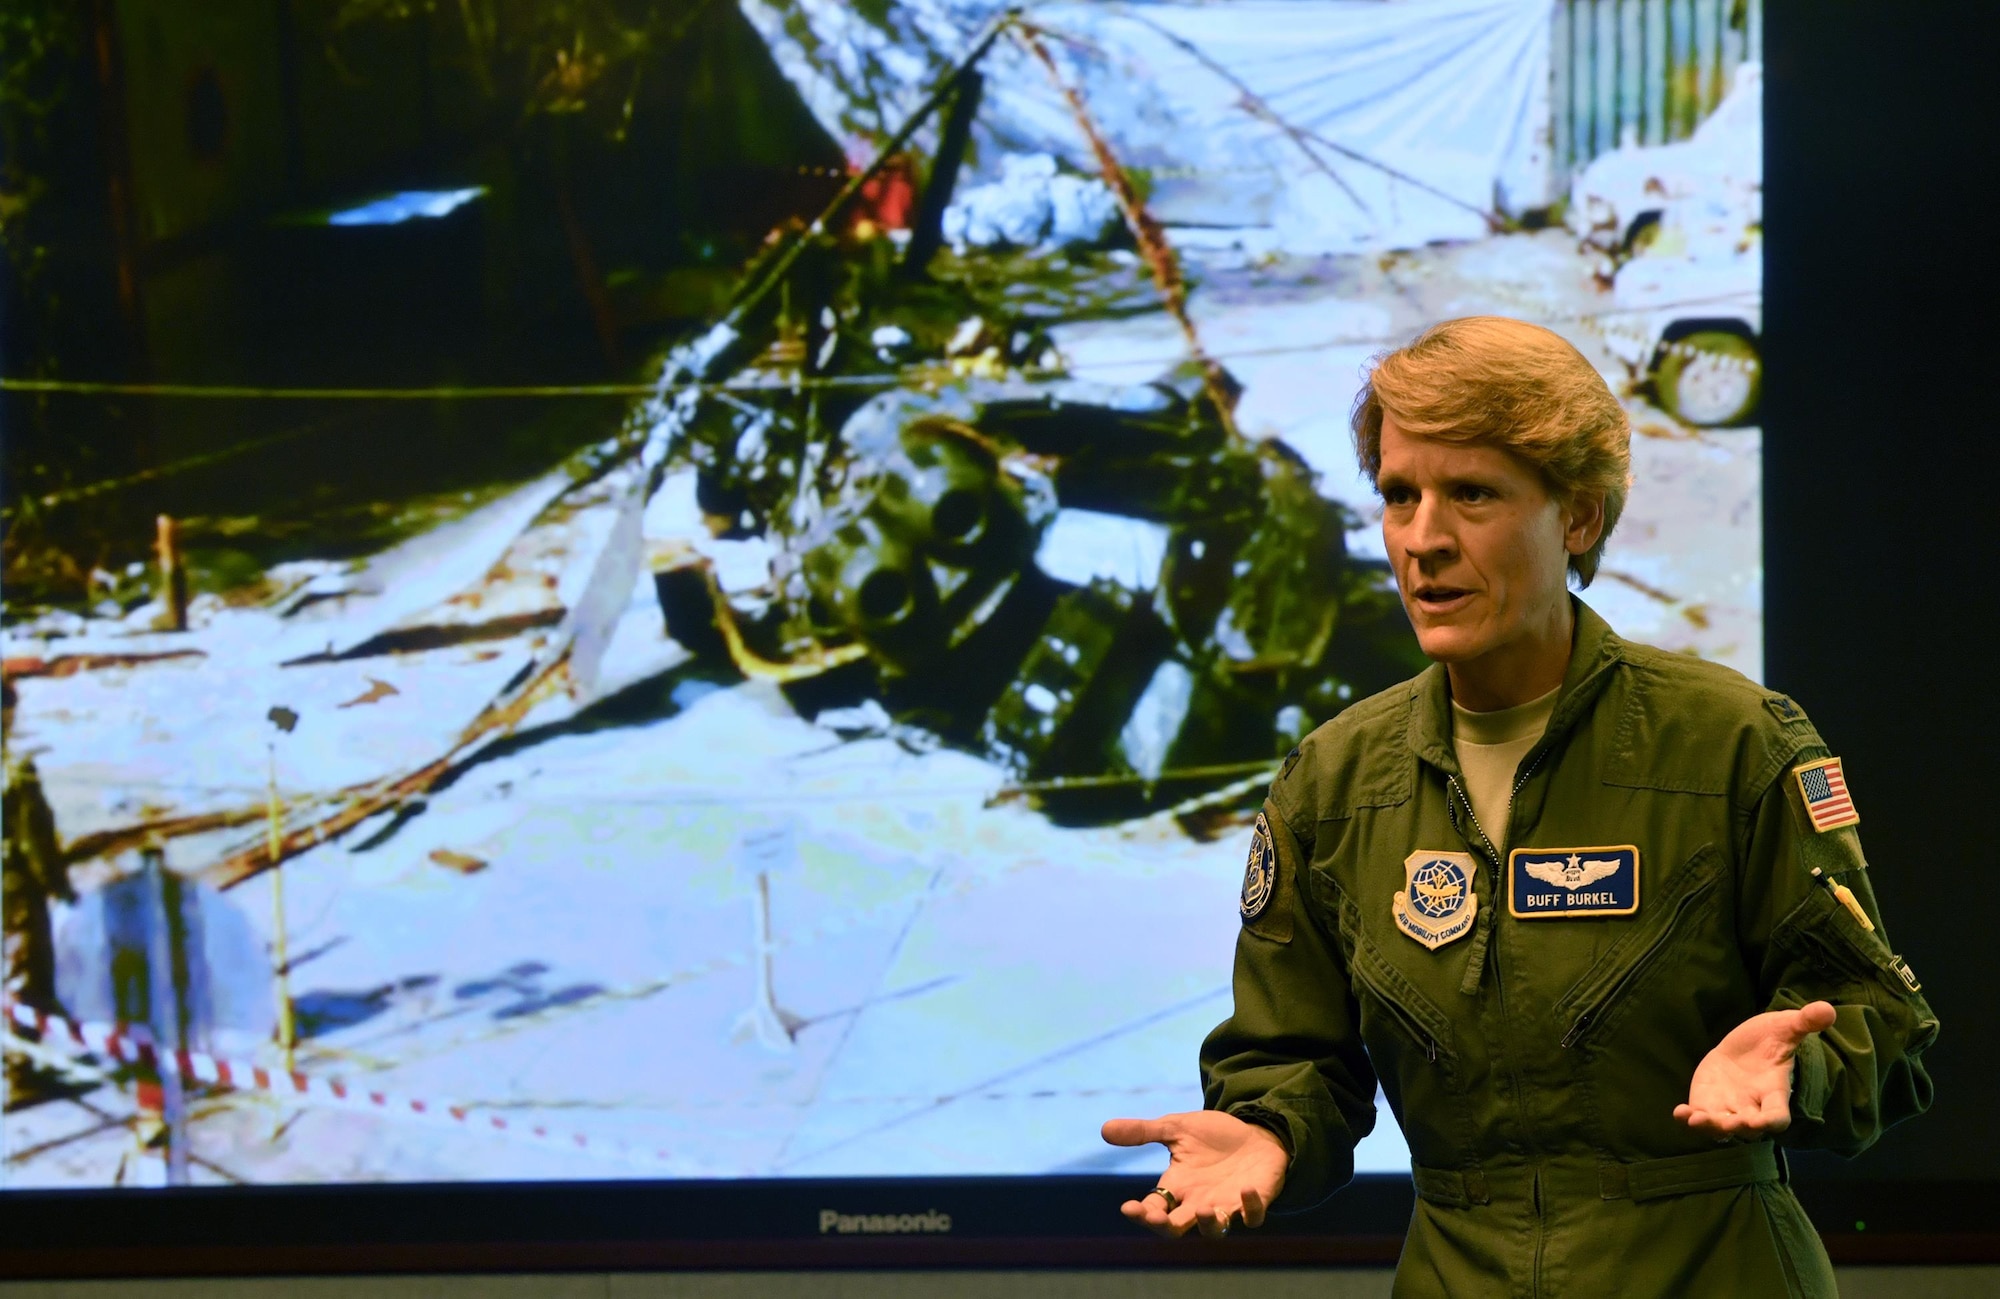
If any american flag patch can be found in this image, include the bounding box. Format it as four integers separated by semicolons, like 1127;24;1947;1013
1795;757;1860;833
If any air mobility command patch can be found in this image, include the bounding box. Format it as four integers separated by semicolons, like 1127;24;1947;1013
1394;851;1478;950
1794;757;1860;832
1240;812;1276;922
1509;846;1640;918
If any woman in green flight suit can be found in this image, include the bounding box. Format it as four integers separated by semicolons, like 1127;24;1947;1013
1102;317;1938;1297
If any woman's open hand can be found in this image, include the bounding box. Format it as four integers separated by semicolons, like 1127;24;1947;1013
1101;1109;1290;1237
1674;1000;1838;1137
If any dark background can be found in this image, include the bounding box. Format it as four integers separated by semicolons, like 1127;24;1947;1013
1760;0;2000;1189
3;0;1999;1274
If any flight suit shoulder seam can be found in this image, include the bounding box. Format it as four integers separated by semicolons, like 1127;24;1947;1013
1607;659;1827;797
1285;689;1416;821
1308;681;1414;740
1263;792;1312;853
1602;669;1730;794
1740;700;1833;803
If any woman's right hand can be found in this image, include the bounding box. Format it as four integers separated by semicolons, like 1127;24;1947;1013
1101;1109;1291;1238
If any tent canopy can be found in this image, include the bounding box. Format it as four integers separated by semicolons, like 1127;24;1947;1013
741;0;1555;253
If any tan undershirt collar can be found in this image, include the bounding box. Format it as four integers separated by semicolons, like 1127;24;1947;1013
1450;684;1561;852
1451;683;1562;746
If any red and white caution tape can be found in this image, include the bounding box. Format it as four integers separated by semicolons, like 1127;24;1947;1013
3;1001;692;1172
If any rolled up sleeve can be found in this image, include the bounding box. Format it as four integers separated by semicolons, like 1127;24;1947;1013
1737;759;1939;1156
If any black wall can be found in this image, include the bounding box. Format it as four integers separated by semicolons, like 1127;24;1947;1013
1763;0;2000;1182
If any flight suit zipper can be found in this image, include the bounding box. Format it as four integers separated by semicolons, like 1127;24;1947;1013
1446;748;1545;996
1369;988;1443;1062
1373;988;1444;1063
1349;947;1454;1064
1446;749;1553;1288
1448;746;1548;873
1561;874;1718;1048
1532;1165;1547;1298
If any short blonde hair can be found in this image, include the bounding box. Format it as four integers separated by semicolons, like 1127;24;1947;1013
1351;316;1633;586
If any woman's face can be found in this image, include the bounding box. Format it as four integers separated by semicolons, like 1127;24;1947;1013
1376;412;1599;692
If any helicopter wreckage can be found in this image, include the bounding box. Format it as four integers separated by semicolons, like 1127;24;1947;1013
9;14;1427;896
633;24;1423;825
652;357;1419;823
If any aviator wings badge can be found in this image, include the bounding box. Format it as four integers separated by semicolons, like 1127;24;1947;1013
1508;845;1640;917
1393;851;1478;950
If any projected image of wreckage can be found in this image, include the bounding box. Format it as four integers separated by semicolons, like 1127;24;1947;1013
654;369;1419;824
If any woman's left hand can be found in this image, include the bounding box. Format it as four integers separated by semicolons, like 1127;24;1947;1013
1674;1001;1838;1137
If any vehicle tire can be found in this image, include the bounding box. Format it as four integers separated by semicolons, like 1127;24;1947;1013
1621;210;1664;257
1651;329;1761;427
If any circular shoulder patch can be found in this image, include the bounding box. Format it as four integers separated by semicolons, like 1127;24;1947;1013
1240;812;1276;921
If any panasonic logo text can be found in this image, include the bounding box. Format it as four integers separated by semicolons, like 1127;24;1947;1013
818;1209;953;1235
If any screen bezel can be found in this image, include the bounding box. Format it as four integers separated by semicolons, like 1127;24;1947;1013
2;1176;1997;1276
7;0;2000;1276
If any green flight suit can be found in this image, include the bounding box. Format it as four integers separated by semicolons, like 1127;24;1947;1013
1201;600;1938;1298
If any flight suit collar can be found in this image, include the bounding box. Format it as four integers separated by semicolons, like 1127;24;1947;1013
1408;596;1624;777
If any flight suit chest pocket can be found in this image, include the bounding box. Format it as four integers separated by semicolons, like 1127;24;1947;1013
1341;911;1457;1064
1553;844;1723;1050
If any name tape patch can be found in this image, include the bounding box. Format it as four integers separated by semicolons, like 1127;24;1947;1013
1509;845;1640;918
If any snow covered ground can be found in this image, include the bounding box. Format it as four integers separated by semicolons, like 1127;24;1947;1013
1;226;1755;1189
1055;229;1761;673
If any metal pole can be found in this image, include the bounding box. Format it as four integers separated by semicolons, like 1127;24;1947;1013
266;744;296;1073
139;845;190;1187
1618;0;1644;148
1643;0;1668;147
754;870;776;1016
1016;22;1243;441
154;515;188;632
722;12;1016;328
900;70;987;278
1593;0;1618;160
1570;1;1595;171
1551;0;1573;186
